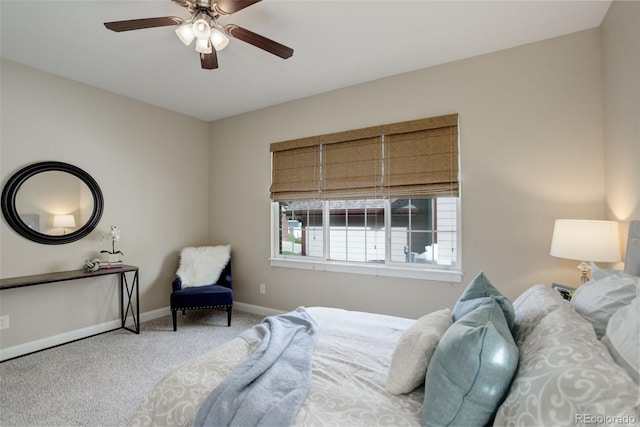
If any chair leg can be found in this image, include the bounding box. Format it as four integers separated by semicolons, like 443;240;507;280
172;310;177;331
227;306;232;327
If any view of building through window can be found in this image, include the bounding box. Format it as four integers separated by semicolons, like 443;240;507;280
277;198;457;266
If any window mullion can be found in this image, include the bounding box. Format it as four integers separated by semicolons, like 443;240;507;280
323;201;329;261
408;199;412;263
384;199;391;263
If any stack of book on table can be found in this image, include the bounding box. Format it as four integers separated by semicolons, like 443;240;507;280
99;261;123;269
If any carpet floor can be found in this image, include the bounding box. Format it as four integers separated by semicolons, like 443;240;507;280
0;309;264;427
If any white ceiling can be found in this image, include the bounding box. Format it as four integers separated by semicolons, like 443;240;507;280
1;0;611;122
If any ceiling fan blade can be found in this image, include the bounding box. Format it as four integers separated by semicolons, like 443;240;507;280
104;17;183;32
214;0;262;15
172;0;190;7
225;25;293;59
200;51;219;70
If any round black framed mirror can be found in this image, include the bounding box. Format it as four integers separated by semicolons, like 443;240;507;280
1;161;104;244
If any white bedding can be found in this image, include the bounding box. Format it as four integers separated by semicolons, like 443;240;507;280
130;218;640;427
128;307;423;427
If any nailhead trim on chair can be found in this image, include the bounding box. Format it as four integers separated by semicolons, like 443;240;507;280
171;304;232;311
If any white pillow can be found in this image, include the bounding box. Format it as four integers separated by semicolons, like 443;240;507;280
177;245;231;288
571;275;638;338
602;297;640;384
385;308;452;395
590;261;627;280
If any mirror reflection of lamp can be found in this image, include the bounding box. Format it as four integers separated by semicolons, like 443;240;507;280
53;214;76;235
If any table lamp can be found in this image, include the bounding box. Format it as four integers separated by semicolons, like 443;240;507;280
550;219;620;283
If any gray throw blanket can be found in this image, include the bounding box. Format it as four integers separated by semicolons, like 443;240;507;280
194;307;318;427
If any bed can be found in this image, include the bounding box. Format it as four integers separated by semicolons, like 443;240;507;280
129;221;640;426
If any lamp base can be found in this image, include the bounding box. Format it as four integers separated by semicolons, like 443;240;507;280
577;261;590;284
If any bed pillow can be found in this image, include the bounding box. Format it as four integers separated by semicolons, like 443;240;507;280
512;284;565;346
385;308;452;395
590;261;626;280
602;297;640;384
422;297;518;427
452;271;515;331
571;274;638;338
495;296;640;425
177;245;231;288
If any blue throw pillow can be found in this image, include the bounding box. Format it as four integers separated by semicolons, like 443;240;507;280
452;272;515;330
422;296;519;427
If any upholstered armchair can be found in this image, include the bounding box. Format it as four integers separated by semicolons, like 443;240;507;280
170;245;233;331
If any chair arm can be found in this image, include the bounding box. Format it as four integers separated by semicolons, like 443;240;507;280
216;261;233;289
172;277;183;292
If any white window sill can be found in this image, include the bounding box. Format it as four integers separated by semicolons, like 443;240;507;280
269;258;463;283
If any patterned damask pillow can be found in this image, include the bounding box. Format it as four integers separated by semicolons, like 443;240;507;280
494;298;640;426
511;284;566;346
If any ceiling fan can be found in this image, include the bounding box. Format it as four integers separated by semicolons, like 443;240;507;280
104;0;293;70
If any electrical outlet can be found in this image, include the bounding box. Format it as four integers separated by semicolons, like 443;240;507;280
259;283;266;294
0;315;9;330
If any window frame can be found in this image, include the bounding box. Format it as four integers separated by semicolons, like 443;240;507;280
270;198;463;283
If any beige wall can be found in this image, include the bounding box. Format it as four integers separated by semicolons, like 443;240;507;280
209;28;610;319
602;1;640;243
1;1;638;352
0;60;211;349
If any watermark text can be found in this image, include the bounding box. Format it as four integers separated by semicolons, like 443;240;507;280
576;413;638;425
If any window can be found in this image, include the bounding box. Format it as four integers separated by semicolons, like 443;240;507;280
274;198;458;265
270;114;461;282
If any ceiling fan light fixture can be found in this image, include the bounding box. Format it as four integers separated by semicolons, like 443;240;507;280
175;23;195;46
195;38;212;54
192;17;211;40
104;0;294;71
210;28;229;51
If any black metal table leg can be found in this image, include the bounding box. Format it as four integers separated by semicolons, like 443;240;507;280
120;269;140;334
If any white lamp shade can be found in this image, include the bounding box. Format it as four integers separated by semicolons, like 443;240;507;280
210;28;229;51
550;219;620;262
175;23;195;46
53;214;76;228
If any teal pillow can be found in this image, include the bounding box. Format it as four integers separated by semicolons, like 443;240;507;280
452;272;515;330
422;297;519;427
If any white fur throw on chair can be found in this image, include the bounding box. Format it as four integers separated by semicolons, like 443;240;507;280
177;245;231;288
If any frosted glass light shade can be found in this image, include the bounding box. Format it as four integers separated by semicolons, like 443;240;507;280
53;214;76;228
175;23;195;46
192;18;211;40
550;219;621;262
195;38;212;54
210;28;229;51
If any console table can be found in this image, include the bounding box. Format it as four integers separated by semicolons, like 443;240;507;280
0;265;140;335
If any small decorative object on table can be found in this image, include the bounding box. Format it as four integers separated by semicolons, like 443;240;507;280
551;283;576;300
83;258;101;272
100;225;124;267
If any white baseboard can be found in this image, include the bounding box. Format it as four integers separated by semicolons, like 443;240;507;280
143;304;283;319
0;306;171;362
0;304;279;362
141;306;172;322
233;301;285;317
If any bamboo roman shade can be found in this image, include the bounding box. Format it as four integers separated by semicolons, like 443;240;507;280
270;113;458;202
270;145;319;201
